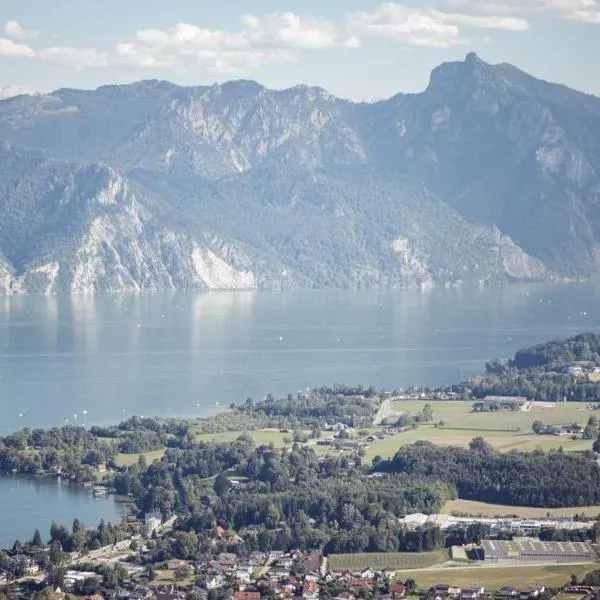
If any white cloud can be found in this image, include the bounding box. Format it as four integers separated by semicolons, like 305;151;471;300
347;4;464;48
568;9;600;22
0;2;596;78
430;10;530;30
3;20;39;41
241;12;359;49
431;0;600;23
0;37;35;58
112;12;358;73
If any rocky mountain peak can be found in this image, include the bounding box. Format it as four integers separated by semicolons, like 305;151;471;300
0;57;599;293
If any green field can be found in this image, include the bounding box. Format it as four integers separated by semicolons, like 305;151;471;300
407;564;596;590
195;429;308;447
364;401;596;459
328;550;449;572
114;449;165;467
443;499;600;518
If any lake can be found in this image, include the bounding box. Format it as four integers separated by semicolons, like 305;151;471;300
1;282;600;548
0;475;121;549
1;282;600;434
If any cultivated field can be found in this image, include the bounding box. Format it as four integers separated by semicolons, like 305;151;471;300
364;401;597;459
407;564;596;590
442;499;600;518
328;550;449;572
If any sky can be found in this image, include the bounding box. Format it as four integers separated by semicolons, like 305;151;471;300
0;0;599;100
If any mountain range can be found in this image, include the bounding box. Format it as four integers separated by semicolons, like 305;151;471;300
0;52;599;294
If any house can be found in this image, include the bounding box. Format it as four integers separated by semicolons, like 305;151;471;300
302;581;319;600
250;551;267;562
215;526;225;539
233;592;260;600
520;586;545;599
433;585;462;597
349;579;371;590
360;567;377;580
219;558;237;571
205;574;223;590
277;582;297;597
96;464;107;473
208;561;224;574
473;397;527;412
144;511;162;533
234;567;253;583
64;571;100;591
167;559;189;571
497;587;519;598
388;583;406;596
302;552;321;573
276;557;294;570
469;585;485;595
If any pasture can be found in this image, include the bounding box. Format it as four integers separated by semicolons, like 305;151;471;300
365;400;597;459
195;429;307;447
114;449;165;467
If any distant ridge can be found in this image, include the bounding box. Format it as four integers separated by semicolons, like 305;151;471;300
0;53;598;293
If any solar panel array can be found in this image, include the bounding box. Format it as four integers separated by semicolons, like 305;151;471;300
481;538;595;562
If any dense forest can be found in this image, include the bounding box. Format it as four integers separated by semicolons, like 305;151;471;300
112;439;455;555
466;333;600;400
511;333;600;372
379;438;600;507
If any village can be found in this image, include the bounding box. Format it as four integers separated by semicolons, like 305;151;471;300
2;510;600;600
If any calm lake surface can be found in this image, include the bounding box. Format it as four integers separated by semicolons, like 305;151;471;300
0;476;120;549
1;282;600;547
1;283;600;434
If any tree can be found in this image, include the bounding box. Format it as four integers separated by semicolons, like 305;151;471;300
421;404;434;422
583;424;597;440
532;420;544;434
49;540;64;566
174;565;190;581
213;472;230;496
593;433;600;453
404;579;417;593
72;518;86;552
469;437;493;454
31;529;43;547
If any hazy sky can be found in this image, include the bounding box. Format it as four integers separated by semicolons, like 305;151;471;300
0;0;599;100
